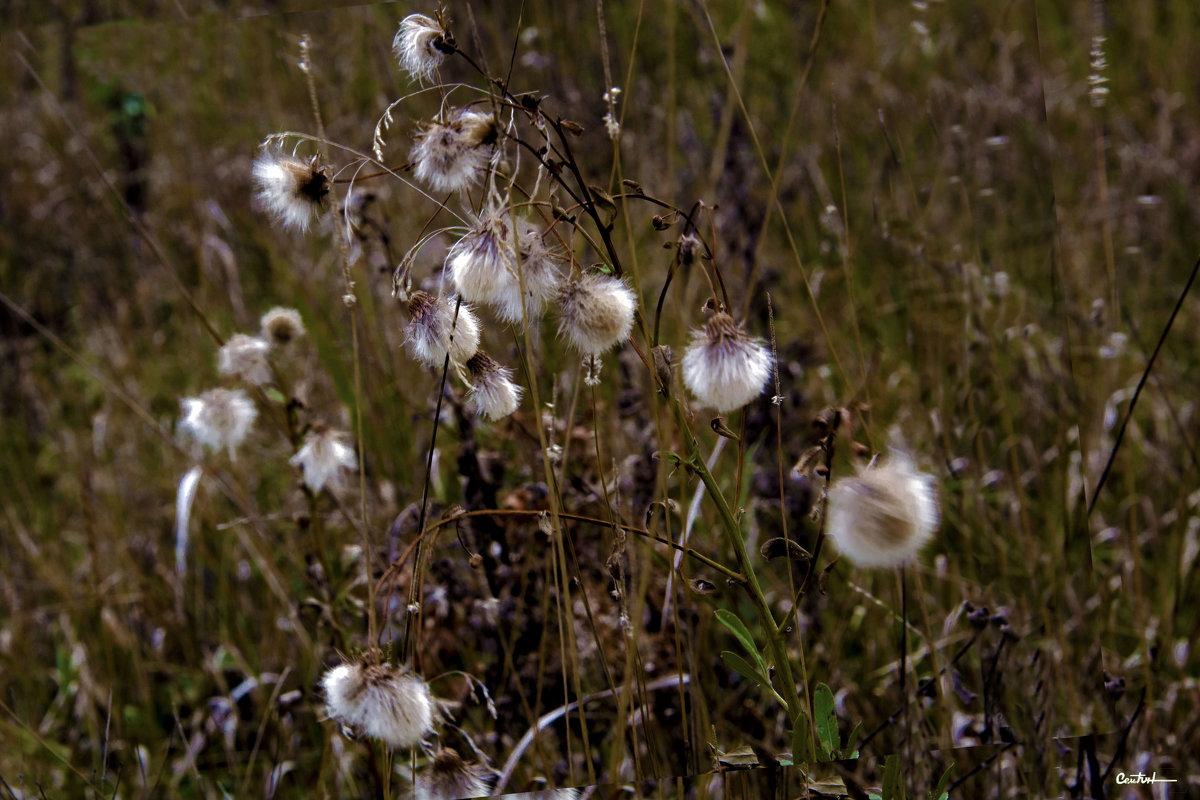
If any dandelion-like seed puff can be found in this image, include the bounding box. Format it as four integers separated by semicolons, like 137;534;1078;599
251;149;329;231
411;109;498;194
556;273;636;355
290;424;357;493
826;453;938;568
465;351;523;421
179;388;257;460
405;291;481;368
681;312;772;414
415;748;493;800
446;209;517;307
260;307;305;347
393;13;454;84
218;334;273;386
322;661;435;748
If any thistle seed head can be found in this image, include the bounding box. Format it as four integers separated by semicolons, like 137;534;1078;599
411;108;499;194
681;313;771;413
415;748;493;800
826;453;939;568
179;388;257;460
405;291;481;368
556;273;636;355
321;660;435;748
393;13;454;84
465;351;523;421
446;209;516;306
252;149;329;231
217;334;273;386
491;221;564;323
289;422;357;493
260;307;305;347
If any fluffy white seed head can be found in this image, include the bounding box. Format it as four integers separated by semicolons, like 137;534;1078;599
415;748;493;800
218;334;273;386
447;210;516;306
412;109;498;194
179;388;257;460
260;307;305;347
681;313;772;414
251;149;329;231
826;453;938;568
405;291;481;368
506;790;581;799
321;661;434;748
465;351;523;421
556;273;636;355
289;423;357;493
393;13;452;84
491;222;564;323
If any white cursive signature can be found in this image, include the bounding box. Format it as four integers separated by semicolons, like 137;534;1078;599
1115;772;1177;785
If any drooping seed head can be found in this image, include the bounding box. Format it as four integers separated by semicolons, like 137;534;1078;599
405;291;481;368
556;273;636;355
179;388;257;460
491;221;563;323
289;422;357;493
321;660;434;748
465;351;523;421
260;307;305;347
415;748;493;800
393;13;454;84
251;149;329;231
218;333;273;386
411;108;499;194
826;453;938;568
681;312;772;414
446;210;516;306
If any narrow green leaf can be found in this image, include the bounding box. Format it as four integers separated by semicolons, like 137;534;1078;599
814;683;838;760
845;720;863;759
721;650;774;693
264;386;287;405
715;608;766;671
930;764;954;800
882;753;905;800
791;709;815;764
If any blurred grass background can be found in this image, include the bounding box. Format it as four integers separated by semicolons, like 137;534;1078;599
2;0;1198;797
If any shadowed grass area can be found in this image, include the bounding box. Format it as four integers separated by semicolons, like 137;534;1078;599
1;1;1197;797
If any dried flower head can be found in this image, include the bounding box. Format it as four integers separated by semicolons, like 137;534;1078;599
415;748;493;800
446;209;516;306
179;388;257;460
681;313;772;414
321;660;434;748
405;291;481;368
491;222;563;323
826;453;938;568
412;109;499;194
252;149;329;231
260;307;305;347
508;790;581;799
556;273;636;355
393;13;454;84
289;423;357;493
465;351;523;420
218;334;273;386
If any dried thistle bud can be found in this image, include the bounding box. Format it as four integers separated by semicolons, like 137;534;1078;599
447;208;515;306
411;108;498;194
678;233;702;266
681;313;772;414
289;422;357;493
218;334;273;386
556;273;636;355
405;291;480;368
179;388;257;460
465;351;523;421
826;453;938;568
260;307;305;347
252;149;329;231
393;13;454;84
415;748;493;800
321;660;434;748
760;537;812;563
